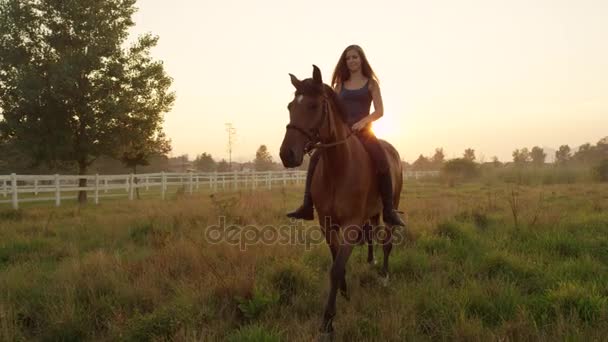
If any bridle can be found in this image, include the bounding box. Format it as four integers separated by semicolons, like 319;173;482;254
285;95;354;156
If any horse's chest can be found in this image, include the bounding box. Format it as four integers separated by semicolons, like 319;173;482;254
312;184;367;220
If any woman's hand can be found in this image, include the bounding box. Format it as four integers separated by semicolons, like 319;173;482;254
352;117;370;131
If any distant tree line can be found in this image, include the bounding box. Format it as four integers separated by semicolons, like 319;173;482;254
405;137;608;185
408;137;607;172
183;145;299;173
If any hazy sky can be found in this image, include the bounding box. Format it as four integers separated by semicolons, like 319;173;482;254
130;0;607;163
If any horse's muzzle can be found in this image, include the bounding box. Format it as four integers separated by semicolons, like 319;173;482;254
280;146;302;168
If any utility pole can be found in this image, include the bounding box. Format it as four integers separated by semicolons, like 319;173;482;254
225;123;236;170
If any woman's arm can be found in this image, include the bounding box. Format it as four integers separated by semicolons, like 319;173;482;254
333;83;341;93
352;79;384;131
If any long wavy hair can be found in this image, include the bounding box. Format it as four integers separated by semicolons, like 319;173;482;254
331;45;379;89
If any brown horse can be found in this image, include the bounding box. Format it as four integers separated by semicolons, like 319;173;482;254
280;65;404;336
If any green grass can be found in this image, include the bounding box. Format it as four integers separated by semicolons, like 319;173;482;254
0;181;607;340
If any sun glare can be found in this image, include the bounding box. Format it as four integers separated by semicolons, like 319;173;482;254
370;118;394;139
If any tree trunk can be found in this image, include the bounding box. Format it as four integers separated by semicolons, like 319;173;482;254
78;160;88;204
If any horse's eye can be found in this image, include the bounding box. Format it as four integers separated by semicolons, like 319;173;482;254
308;103;319;111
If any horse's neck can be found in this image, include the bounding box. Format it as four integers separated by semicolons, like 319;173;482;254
319;102;358;176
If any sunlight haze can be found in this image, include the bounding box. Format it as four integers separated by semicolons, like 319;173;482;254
130;0;608;163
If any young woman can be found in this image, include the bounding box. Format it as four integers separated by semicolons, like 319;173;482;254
287;45;405;226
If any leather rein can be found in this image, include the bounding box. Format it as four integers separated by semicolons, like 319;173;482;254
285;96;355;156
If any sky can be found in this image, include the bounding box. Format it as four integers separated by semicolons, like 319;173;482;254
130;0;608;163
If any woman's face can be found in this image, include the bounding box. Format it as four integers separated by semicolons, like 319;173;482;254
345;49;361;73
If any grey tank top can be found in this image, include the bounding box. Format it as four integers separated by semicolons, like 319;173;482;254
339;80;372;126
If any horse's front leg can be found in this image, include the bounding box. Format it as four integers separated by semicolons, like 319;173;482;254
321;223;360;335
322;216;348;300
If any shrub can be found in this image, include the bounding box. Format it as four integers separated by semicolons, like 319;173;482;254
592;159;608;182
441;159;479;186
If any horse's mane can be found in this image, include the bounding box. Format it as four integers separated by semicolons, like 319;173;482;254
295;79;348;124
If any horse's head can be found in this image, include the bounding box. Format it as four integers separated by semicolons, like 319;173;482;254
280;65;328;168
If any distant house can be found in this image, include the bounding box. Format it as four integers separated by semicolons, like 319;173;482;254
238;162;255;172
168;157;193;172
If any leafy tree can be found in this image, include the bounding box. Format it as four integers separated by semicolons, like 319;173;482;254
513;148;531;165
555;145;571;165
463;148;476;162
254;145;274;171
574;140;608;165
530;146;546;166
217;159;231;172
194;152;217;172
593;159;608;182
120;132;171;174
491;156;502;167
411;154;433;171
0;0;174;202
431;148;445;169
441;158;479;186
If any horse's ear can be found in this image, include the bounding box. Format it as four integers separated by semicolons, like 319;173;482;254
312;65;322;84
289;73;302;90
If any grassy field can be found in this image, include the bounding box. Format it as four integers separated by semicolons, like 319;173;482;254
0;179;607;341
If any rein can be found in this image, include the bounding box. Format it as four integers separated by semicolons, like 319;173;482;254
286;96;355;156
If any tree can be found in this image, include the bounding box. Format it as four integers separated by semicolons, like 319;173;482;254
463;148;476;162
593;159;608;182
491;156;502;167
194;153;216;172
441;158;479;186
0;0;174;203
120;132;171;174
217;159;231;172
574;142;603;165
513;148;531;165
530;146;546;166
254;145;274;171
431;148;445;169
119;131;170;199
411;154;433;171
555;145;571;165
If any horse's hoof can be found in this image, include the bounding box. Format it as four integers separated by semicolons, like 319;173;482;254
318;331;335;342
381;274;390;287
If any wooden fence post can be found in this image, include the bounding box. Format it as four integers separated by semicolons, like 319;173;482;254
11;173;18;210
129;174;134;200
161;172;166;200
54;174;61;207
94;174;99;205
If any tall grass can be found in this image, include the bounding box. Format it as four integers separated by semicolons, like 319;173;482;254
0;180;607;340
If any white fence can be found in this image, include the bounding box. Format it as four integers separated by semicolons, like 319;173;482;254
0;170;439;209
